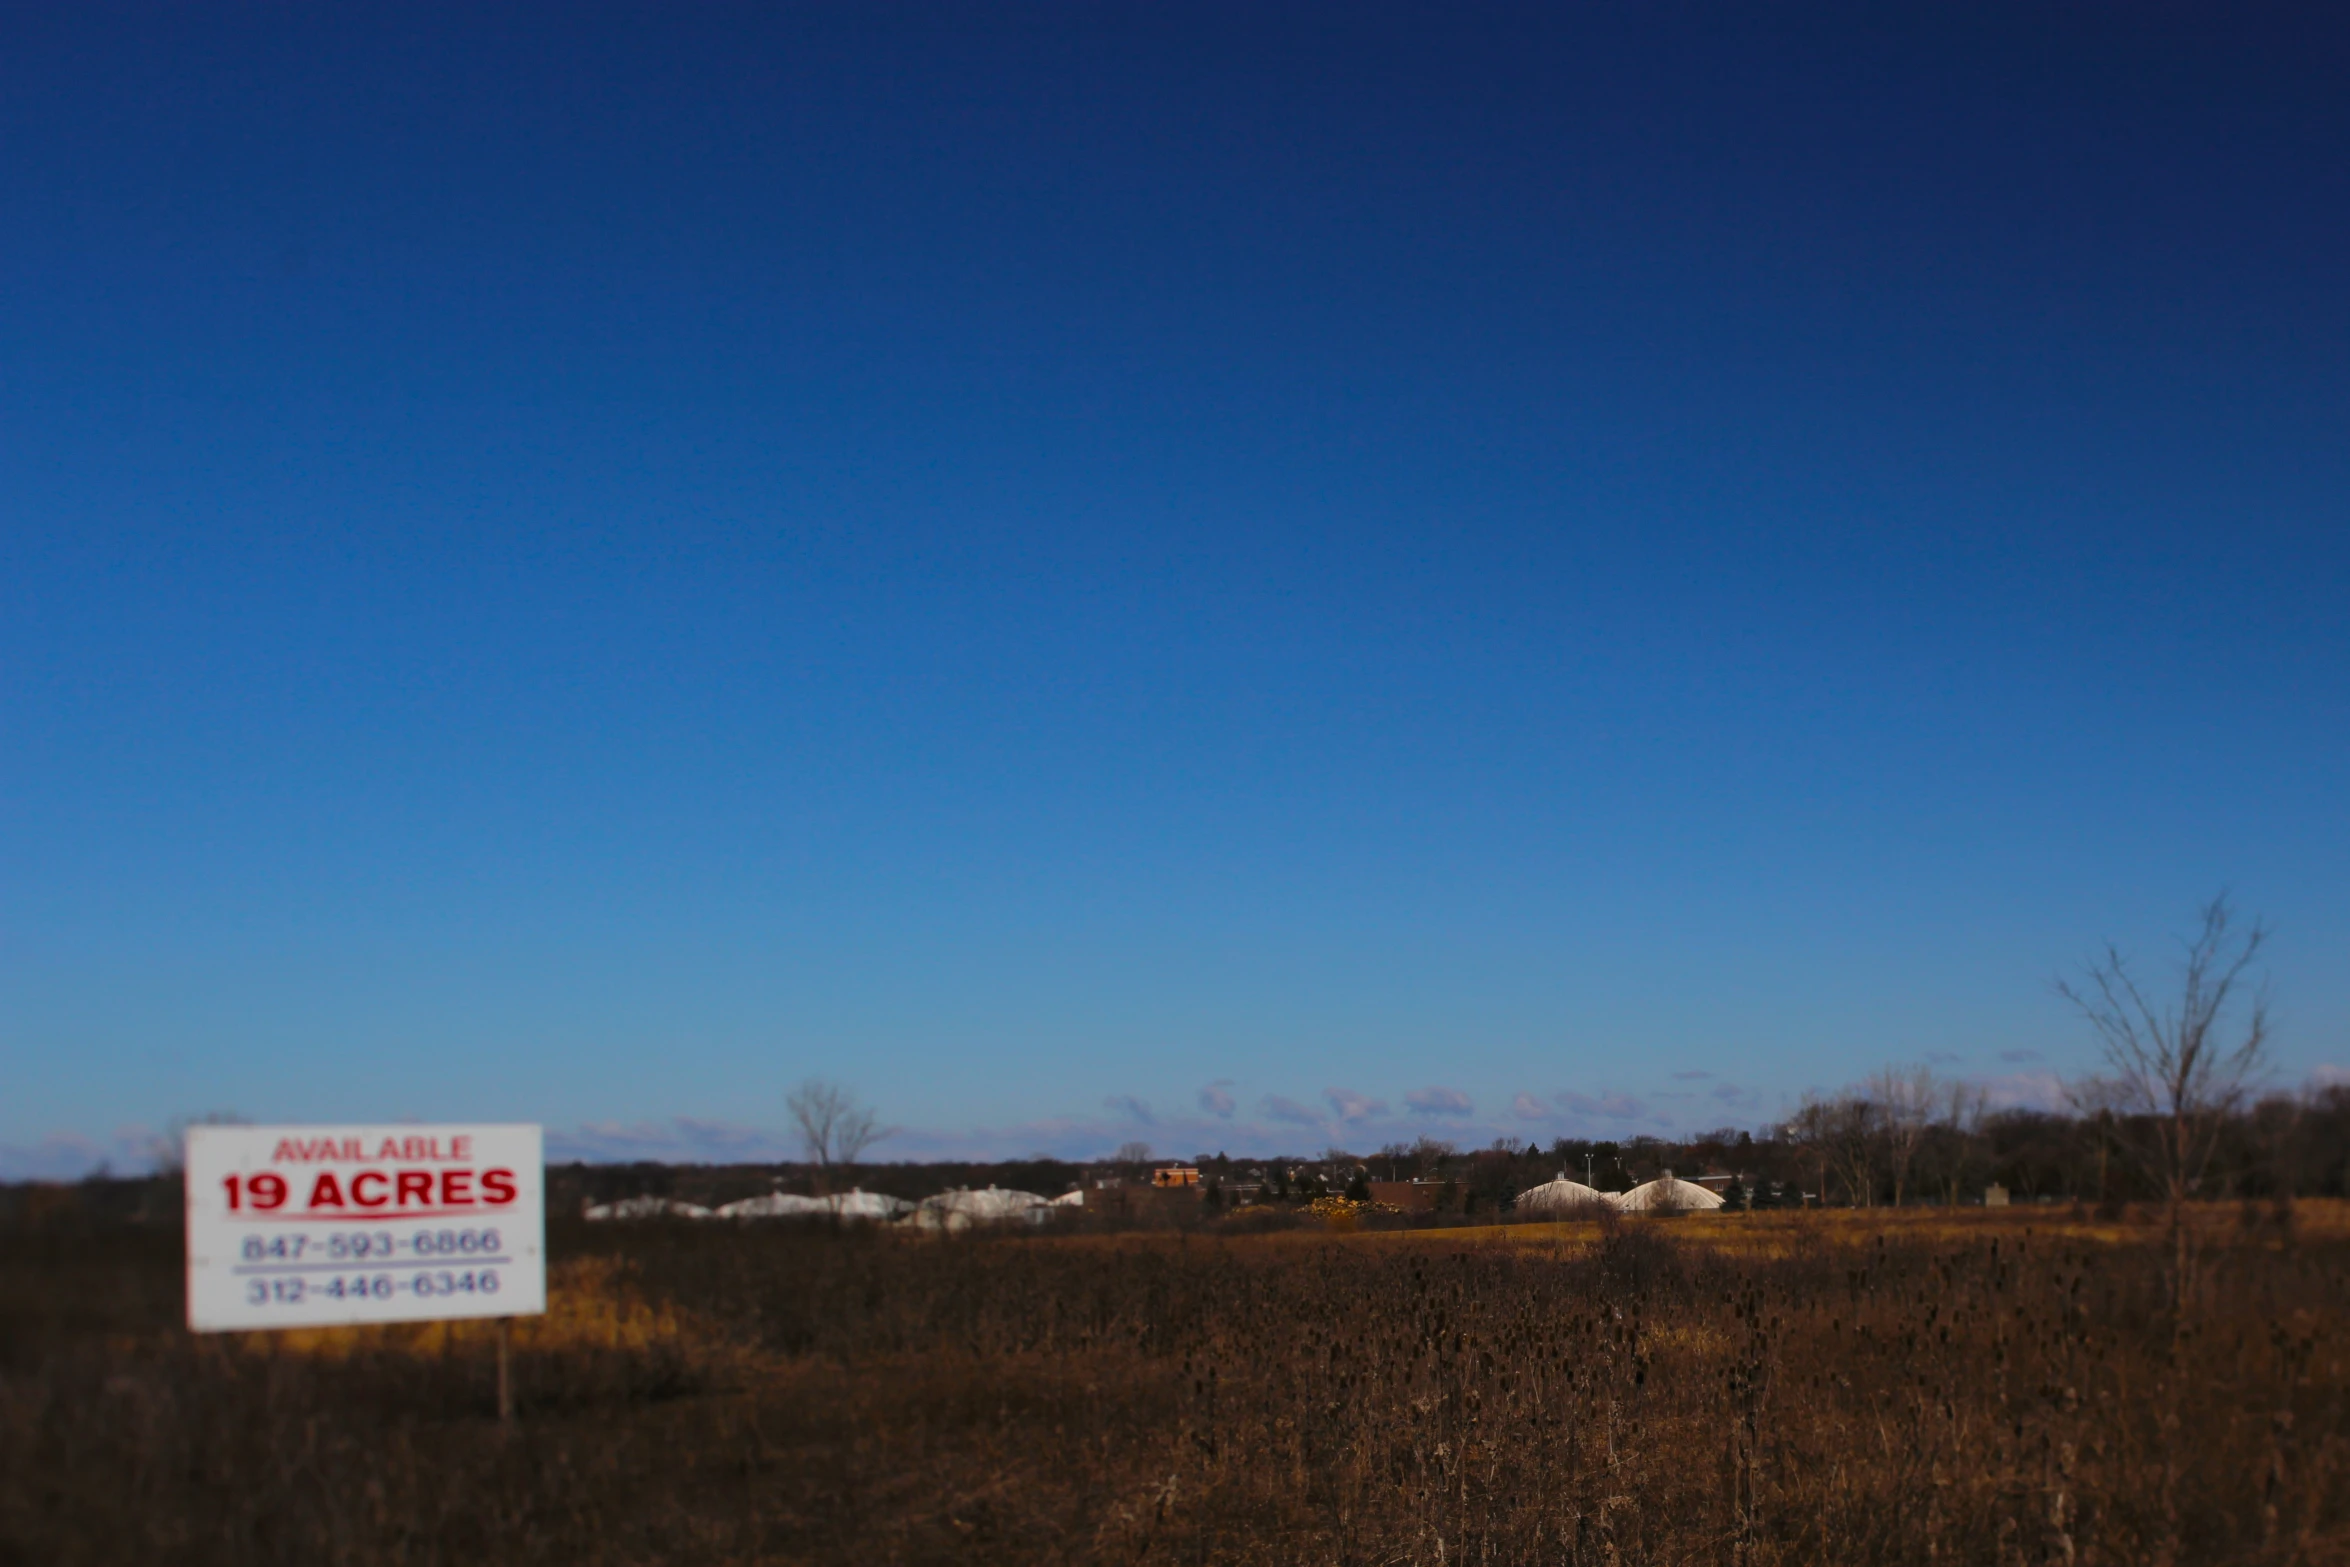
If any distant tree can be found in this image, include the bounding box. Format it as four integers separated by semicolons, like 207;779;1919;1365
1870;1066;1937;1206
1722;1176;1748;1211
154;1111;250;1175
1410;1136;1456;1178
1927;1080;1990;1205
1788;1094;1877;1206
2059;894;2271;1315
1115;1140;1154;1167
1203;1179;1224;1212
1345;1169;1371;1202
787;1080;892;1198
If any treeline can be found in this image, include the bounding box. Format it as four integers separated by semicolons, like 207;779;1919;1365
547;1076;2350;1218
10;1081;2343;1230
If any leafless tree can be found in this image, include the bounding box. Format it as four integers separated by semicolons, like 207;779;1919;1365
1114;1140;1154;1167
153;1110;249;1174
1410;1136;1457;1180
1788;1093;1877;1206
1870;1065;1938;1207
787;1080;891;1197
1931;1080;1990;1206
2057;894;2270;1310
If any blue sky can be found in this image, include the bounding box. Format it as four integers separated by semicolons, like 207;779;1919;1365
5;4;2347;1174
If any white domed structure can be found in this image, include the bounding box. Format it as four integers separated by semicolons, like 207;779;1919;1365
910;1186;1053;1231
830;1188;914;1221
715;1191;828;1218
1514;1175;1615;1215
1613;1171;1723;1212
717;1188;913;1221
582;1195;712;1220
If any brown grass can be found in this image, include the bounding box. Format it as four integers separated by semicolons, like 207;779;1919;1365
4;1203;2346;1564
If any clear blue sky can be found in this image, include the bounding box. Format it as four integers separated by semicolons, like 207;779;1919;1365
5;4;2346;1174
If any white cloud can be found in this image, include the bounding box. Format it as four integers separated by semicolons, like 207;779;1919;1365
0;1126;164;1181
1324;1087;1388;1124
1977;1071;2068;1111
1559;1090;1646;1121
1262;1095;1323;1126
1102;1094;1156;1125
549;1118;793;1164
1404;1085;1473;1117
1198;1083;1237;1118
1509;1091;1552;1121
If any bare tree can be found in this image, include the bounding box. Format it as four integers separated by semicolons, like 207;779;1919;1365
1931;1080;1990;1206
787;1080;891;1197
2057;894;2270;1310
1870;1065;1937;1207
153;1110;249;1175
1788;1093;1877;1206
1114;1140;1154;1168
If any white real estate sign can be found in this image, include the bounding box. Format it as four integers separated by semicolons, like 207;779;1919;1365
185;1124;545;1333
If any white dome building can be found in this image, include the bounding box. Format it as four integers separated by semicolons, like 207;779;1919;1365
831;1188;914;1221
715;1191;827;1218
1612;1171;1724;1213
716;1188;913;1220
1513;1175;1615;1216
583;1195;712;1220
910;1186;1053;1231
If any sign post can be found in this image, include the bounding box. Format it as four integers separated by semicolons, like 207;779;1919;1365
184;1124;545;1339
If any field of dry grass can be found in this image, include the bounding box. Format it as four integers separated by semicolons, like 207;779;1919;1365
5;1201;2345;1564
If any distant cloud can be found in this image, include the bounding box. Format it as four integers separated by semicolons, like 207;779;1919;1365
0;1126;164;1181
1404;1085;1473;1117
1324;1087;1388;1124
672;1118;772;1153
1710;1083;1753;1104
1262;1095;1323;1126
1198;1083;1237;1118
1103;1095;1156;1125
1559;1091;1646;1121
1926;1052;1966;1065
550;1118;791;1164
1671;1070;1713;1081
2307;1064;2349;1090
1980;1071;2068;1111
1998;1049;2043;1064
1509;1091;1552;1121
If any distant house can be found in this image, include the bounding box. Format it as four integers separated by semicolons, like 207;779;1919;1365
1151;1165;1201;1189
1368;1181;1436;1212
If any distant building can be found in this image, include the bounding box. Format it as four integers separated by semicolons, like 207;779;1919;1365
1984;1183;2010;1208
1368;1181;1436;1212
1151;1165;1201;1189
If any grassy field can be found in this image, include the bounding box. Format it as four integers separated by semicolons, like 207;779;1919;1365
5;1200;2345;1564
